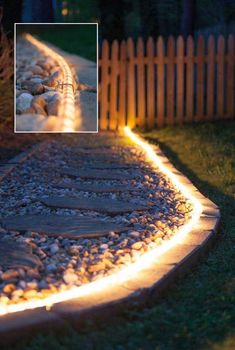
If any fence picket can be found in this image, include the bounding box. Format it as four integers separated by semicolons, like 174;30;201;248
156;36;165;127
206;35;215;120
167;36;175;124
99;40;109;130
186;36;194;122
109;40;119;130
119;40;127;128
176;36;184;123
227;35;234;118
196;36;205;121
137;37;145;127
127;38;136;128
217;35;225;119
146;37;155;128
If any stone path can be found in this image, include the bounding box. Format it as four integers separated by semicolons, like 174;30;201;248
0;132;221;342
0;133;192;308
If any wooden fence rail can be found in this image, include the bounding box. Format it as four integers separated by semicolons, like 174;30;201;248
98;34;235;130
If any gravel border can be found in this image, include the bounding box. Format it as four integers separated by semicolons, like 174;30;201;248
0;136;220;343
0;141;49;181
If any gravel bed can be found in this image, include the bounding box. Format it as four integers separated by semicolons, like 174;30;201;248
0;134;193;306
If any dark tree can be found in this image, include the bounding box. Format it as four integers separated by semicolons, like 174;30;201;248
153;0;182;37
0;3;2;21
31;0;54;22
2;0;22;36
223;0;235;24
180;0;196;37
98;0;125;41
139;0;159;37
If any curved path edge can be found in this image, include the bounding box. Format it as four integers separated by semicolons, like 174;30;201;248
0;134;220;344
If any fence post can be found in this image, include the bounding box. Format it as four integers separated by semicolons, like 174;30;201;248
167;36;175;125
227;34;234;118
206;35;215;120
109;40;119;130
99;40;109;130
176;35;184;124
146;37;155;129
137;37;145;128
127;38;136;129
119;40;127;128
157;36;165;127
217;35;225;119
196;35;205;121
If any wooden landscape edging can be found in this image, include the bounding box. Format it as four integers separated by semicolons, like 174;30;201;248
99;34;235;130
0;135;220;344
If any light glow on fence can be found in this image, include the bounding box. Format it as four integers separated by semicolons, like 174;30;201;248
25;34;79;132
0;128;203;316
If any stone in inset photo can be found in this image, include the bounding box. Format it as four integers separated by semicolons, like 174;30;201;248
14;23;98;133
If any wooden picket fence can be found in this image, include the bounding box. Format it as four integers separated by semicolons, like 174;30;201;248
98;34;235;130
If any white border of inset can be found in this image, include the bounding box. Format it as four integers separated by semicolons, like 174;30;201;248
14;22;98;133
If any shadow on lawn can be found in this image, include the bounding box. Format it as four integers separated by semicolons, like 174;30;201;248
146;134;235;226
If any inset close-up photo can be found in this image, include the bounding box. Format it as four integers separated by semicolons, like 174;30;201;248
15;23;98;132
0;1;235;349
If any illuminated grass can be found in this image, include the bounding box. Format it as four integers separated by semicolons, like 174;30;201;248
36;26;97;62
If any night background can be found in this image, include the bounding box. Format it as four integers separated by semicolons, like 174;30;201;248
0;1;235;350
1;0;235;40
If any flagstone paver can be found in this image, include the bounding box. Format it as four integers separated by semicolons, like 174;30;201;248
60;168;140;180
80;162;139;170
0;240;41;269
1;215;130;239
68;159;140;168
40;196;150;214
70;154;126;162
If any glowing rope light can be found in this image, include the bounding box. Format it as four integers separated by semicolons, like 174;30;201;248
25;34;78;132
0;128;203;316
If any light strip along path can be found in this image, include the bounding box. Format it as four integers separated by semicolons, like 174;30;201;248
25;34;78;132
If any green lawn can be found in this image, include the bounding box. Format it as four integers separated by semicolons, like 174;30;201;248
20;24;97;62
10;121;235;350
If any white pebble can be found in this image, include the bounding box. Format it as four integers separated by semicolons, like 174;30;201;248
63;270;78;284
50;243;59;254
129;231;141;238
